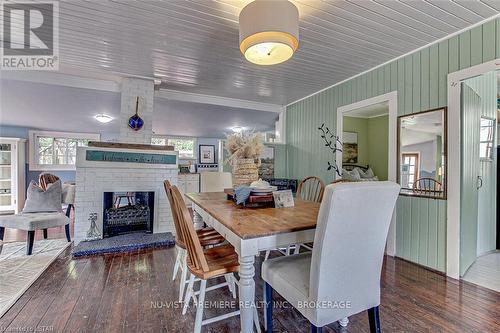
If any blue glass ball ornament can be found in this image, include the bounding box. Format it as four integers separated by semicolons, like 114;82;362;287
128;114;144;131
128;96;144;131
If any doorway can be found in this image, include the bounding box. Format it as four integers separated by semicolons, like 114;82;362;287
340;102;390;180
459;71;499;292
336;92;398;255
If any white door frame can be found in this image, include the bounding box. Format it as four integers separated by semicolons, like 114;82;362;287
336;91;398;255
446;59;500;279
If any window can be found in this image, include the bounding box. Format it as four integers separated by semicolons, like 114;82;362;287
29;131;100;170
151;137;166;146
402;153;419;189
480;117;495;160
151;136;196;159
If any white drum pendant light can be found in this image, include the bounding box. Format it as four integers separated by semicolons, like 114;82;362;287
239;0;299;66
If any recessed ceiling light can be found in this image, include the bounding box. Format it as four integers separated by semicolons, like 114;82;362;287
232;126;244;133
94;113;113;123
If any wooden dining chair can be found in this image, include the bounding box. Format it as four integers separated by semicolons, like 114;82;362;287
164;180;231;303
276;176;325;256
296;176;325;202
412;178;442;195
170;185;261;333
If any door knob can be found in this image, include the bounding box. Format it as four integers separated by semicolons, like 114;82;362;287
477;176;483;189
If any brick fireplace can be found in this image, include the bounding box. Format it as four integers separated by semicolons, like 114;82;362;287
74;146;178;244
73;77;178;244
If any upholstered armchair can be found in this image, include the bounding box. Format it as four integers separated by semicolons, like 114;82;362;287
0;182;74;255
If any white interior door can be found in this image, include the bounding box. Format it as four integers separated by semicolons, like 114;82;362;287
460;82;481;276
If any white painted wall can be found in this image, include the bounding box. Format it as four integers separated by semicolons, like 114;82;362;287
119;78;154;144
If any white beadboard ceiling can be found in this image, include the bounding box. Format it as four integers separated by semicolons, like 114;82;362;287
8;0;500;105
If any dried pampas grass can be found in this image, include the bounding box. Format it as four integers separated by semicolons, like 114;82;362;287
225;131;264;164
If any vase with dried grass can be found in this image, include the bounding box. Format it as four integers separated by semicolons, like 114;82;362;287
225;131;264;187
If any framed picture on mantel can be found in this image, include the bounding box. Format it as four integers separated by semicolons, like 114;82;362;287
199;145;215;164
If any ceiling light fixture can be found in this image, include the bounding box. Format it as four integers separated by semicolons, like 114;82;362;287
239;0;299;66
94;113;113;123
232;126;244;133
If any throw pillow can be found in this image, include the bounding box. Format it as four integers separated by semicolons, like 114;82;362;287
358;167;375;179
22;180;62;213
342;168;361;181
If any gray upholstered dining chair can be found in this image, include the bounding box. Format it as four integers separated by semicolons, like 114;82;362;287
262;181;400;333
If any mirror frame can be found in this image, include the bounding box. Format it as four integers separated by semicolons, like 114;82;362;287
397;107;448;200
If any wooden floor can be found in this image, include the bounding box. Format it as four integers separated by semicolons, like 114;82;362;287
0;246;499;333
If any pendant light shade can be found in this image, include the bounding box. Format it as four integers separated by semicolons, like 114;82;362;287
239;0;299;66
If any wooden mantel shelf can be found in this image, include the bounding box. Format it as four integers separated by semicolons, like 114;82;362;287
88;141;175;151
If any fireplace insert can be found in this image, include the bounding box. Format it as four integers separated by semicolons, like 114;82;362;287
102;191;154;237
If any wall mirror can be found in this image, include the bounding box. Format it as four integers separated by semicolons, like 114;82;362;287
398;107;447;199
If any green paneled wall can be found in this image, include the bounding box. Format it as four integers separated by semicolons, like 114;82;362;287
367;116;389;181
343;115;389;180
286;18;500;272
271;143;287;178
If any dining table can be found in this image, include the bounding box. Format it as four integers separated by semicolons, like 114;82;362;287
185;192;320;333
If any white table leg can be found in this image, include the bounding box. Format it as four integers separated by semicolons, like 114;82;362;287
238;254;256;333
339;317;349;327
193;210;204;230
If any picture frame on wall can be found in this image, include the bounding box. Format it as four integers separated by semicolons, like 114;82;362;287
258;145;275;178
342;131;358;164
199;144;215;164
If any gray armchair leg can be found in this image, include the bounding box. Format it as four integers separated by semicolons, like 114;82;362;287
65;224;71;242
310;324;322;333
0;226;4;241
27;231;35;255
368;306;381;333
43;228;48;239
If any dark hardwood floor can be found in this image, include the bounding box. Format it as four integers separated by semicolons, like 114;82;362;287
0;246;499;333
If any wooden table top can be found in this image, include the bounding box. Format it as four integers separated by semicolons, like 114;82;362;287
185;192;319;240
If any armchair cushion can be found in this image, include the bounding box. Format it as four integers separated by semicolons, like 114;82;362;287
262;252;311;309
22;180;62;213
0;212;69;231
62;183;76;205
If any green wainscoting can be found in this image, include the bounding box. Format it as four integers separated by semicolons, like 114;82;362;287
286;18;500;272
396;196;447;272
270;143;287;178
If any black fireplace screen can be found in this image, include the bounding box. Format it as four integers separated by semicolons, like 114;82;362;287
102;191;154;237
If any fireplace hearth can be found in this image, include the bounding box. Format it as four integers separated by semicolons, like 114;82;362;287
102;191;154;237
